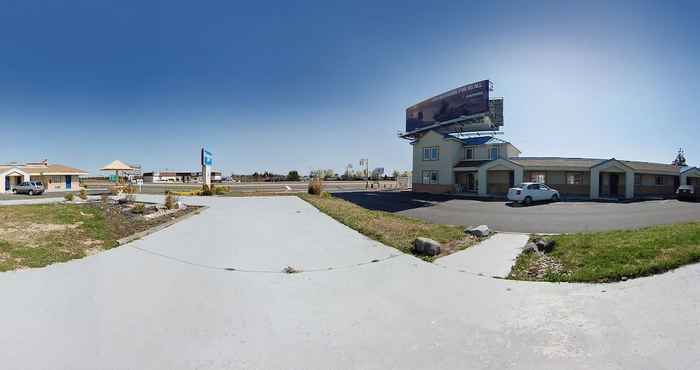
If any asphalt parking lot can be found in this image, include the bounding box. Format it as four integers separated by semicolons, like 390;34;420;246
332;191;700;233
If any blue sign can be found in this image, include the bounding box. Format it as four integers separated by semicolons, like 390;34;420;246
201;148;213;166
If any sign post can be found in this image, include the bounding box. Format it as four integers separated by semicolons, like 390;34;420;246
201;148;213;188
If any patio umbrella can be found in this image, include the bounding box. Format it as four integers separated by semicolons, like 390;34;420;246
100;160;133;182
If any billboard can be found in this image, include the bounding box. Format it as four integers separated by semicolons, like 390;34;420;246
405;80;493;133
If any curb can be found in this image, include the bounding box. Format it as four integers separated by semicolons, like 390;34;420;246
117;205;208;245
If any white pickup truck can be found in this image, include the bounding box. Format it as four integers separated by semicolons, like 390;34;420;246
507;182;560;205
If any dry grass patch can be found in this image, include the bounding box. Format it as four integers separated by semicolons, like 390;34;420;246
0;202;198;272
299;193;476;259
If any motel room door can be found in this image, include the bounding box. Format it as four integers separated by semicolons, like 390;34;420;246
65;176;72;190
609;174;619;196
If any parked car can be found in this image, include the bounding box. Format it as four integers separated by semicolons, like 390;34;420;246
676;185;696;201
507;182;560;205
13;181;45;195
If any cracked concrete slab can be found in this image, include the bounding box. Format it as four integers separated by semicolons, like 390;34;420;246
435;232;530;277
1;195;700;369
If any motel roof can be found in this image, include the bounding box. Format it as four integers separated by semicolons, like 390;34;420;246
0;162;87;176
455;157;682;175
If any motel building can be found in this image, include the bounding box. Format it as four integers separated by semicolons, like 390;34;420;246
0;161;87;193
411;130;700;200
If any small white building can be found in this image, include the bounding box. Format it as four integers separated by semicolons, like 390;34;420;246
0;161;87;193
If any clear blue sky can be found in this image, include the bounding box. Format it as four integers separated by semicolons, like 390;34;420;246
1;1;698;175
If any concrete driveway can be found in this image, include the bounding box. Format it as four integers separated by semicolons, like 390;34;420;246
2;195;700;369
333;192;700;233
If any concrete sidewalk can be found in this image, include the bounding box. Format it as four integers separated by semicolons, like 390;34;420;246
434;232;529;277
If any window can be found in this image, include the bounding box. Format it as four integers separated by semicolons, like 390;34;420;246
490;147;498;160
634;174;641;185
422;146;439;161
422;170;439;184
567;173;583;185
530;172;546;184
528;184;540;190
465;147;474;160
655;176;665;186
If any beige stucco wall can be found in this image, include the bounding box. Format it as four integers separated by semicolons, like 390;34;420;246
462;143;516;161
29;175;80;192
412;131;461;188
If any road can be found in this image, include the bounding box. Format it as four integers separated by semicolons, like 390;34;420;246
333;192;700;233
2;195;700;369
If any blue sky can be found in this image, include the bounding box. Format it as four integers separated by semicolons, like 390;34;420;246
0;1;698;175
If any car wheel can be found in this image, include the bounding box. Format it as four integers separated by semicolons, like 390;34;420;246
28;190;34;196
551;194;560;202
523;196;532;205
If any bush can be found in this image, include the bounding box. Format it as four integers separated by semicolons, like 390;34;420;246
64;193;75;201
79;189;88;200
214;185;228;195
164;193;177;210
287;170;300;181
200;184;213;196
308;178;323;195
100;193;109;205
131;203;145;214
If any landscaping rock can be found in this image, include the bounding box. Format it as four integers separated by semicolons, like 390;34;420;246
542;240;556;253
523;243;539;254
412;237;442;256
466;225;490;237
535;239;546;249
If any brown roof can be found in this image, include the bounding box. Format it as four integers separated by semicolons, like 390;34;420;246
620;160;680;175
454;160;492;168
510;157;605;169
0;163;87;175
505;157;680;175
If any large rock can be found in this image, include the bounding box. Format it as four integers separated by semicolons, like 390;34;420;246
523;243;539;254
412;237;442;256
466;225;490;237
534;238;555;253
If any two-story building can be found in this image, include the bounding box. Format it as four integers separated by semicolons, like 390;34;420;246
411;130;696;200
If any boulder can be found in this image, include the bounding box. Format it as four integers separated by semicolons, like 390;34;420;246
542;240;556;253
466;225;490;237
522;243;539;254
412;237;442;256
535;239;546;249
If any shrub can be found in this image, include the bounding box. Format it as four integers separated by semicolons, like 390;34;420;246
131;203;145;214
200;184;213;196
214;185;228;195
308;178;323;195
79;189;88;200
164;193;178;210
320;191;331;198
100;193;109;205
287;170;300;181
64;193;75;201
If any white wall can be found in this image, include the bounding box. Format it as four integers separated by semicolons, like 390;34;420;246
412;131;461;186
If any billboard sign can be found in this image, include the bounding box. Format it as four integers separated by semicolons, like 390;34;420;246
405;80;492;133
201;149;213;166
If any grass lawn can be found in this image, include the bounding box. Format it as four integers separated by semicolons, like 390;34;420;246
0;202;196;272
299;193;476;259
509;222;700;283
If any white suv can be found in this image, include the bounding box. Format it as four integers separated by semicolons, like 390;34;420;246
507;182;560;205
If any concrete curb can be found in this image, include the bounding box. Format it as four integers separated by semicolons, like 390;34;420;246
117;205;208;246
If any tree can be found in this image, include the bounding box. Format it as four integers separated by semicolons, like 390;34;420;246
287;170;300;181
672;148;687;167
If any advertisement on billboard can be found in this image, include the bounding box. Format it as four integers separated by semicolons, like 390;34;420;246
405;80;492;133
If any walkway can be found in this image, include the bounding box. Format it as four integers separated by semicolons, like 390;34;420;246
435;232;530;277
1;195;700;369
